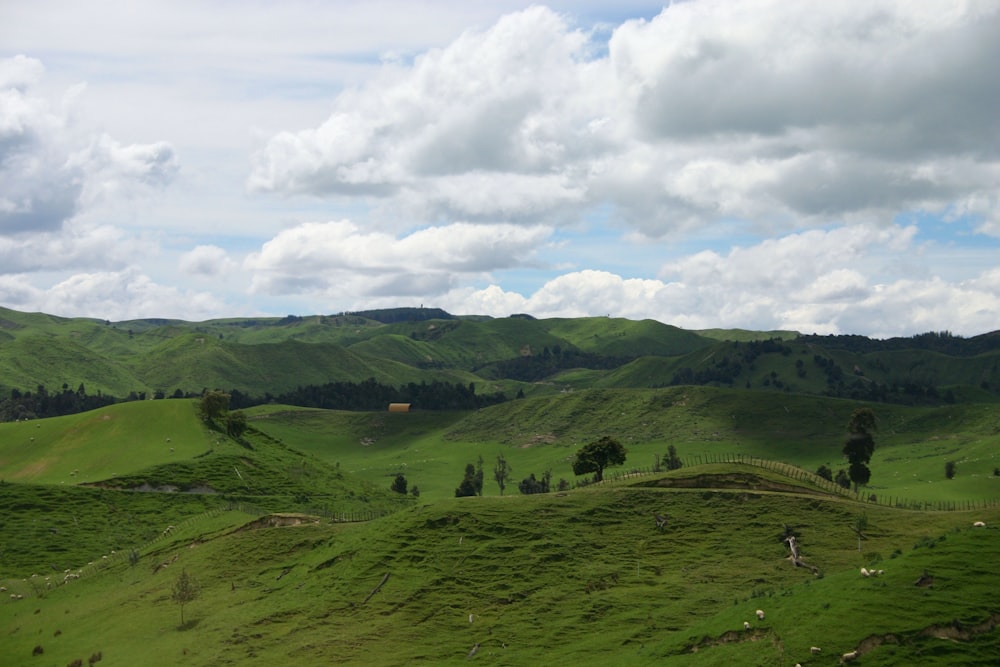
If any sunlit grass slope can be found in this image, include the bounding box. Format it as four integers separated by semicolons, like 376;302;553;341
249;387;1000;503
2;472;998;666
0;400;212;485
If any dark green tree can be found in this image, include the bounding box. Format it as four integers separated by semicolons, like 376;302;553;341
518;472;551;494
815;464;833;481
572;436;627;482
945;461;956;479
199;390;230;421
843;407;877;492
834;468;851;489
662;445;683;470
494;454;512;496
225;410;248;438
171;569;199;626
391;473;408;494
474;455;485;496
455;463;478;497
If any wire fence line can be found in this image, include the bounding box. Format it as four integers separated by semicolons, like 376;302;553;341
601;453;1000;512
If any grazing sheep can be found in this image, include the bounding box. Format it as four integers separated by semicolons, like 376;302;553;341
756;609;765;620
973;521;986;527
810;646;822;654
743;621;750;630
860;567;870;577
877;569;885;576
842;649;859;662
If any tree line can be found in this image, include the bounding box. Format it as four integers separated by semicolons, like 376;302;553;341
0;384;119;421
0;377;508;423
228;378;507;411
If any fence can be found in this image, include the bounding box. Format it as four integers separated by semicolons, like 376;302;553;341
600;453;1000;512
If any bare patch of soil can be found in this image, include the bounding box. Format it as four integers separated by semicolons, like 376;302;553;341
236;513;322;531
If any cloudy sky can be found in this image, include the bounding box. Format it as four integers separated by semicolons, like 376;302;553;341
2;1;999;337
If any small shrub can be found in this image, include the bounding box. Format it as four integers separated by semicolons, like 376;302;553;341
945;461;956;479
32;645;44;656
67;660;83;667
54;629;62;636
88;651;103;665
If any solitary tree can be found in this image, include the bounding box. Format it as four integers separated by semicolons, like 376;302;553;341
494;454;512;496
390;473;408;494
572;436;628;482
225;410;248;438
171;569;199;626
843;407;877;492
662;445;683;471
474;455;485;496
455;463;478;497
945;461;957;480
199;391;230;421
852;513;869;552
815;464;833;481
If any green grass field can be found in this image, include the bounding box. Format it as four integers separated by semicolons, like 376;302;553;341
2;472;998;666
243;387;1000;504
2;387;999;665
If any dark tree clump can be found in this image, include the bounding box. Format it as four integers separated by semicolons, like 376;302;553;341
455;463;479;497
390;473;408;494
815;464;833;481
572;436;628;482
662;445;683;471
834;468;851;489
843;407;877;491
518;470;552;494
945;461;956;479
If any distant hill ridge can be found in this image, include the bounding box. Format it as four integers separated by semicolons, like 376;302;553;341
0;305;997;414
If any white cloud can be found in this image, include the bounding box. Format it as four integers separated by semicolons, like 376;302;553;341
0;219;152;274
250;1;1000;239
244;219;552;296
3;3;999;338
431;223;999;337
179;245;237;278
0;268;231;321
0;55;178;236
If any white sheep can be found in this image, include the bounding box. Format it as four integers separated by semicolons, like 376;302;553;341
743;621;750;630
842;649;859;662
810;646;822;654
756;609;765;620
877;569;885;575
973;521;986;527
860;567;870;577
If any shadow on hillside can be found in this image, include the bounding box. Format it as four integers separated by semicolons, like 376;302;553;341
177;618;201;631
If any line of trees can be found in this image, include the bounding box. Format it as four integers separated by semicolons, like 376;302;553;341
0;384;119;422
231;378;507;412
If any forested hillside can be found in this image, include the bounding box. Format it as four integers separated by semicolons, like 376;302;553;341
1;306;998;423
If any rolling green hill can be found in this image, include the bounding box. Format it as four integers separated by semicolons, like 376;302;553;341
1;306;998;412
2;469;998;665
2;348;1000;665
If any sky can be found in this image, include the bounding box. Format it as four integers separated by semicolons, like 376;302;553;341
1;0;999;337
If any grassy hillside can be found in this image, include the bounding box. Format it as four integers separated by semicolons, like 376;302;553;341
1;306;998;410
542;316;711;357
2;471;998;665
245;387;1000;505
